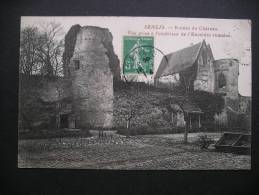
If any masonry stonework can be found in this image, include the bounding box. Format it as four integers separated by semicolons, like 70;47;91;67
194;43;215;93
64;26;118;128
214;59;243;127
214;59;239;99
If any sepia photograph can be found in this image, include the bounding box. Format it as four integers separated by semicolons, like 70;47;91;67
18;16;251;170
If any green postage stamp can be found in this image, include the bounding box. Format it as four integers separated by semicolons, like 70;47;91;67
123;36;154;75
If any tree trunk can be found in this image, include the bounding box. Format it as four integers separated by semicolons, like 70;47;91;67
184;126;188;144
98;129;104;138
126;119;130;138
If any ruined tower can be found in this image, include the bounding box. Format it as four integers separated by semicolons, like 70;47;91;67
214;59;240;127
214;59;239;99
63;25;120;128
214;59;240;114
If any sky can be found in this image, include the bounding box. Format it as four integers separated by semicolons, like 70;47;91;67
21;16;251;97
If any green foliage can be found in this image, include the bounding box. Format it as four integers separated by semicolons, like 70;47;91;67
191;91;224;125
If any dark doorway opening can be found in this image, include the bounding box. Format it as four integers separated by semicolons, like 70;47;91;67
60;114;69;128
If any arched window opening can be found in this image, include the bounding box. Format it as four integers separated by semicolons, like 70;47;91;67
218;72;226;88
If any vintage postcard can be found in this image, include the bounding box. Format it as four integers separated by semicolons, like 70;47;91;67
18;16;251;169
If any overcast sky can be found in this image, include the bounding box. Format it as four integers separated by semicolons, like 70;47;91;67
21;16;251;96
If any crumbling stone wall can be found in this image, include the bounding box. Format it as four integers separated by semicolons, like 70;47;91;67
63;26;119;128
238;96;251;130
19;75;65;130
239;96;251;114
214;59;239;114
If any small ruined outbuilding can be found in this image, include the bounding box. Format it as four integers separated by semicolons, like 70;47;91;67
170;101;203;129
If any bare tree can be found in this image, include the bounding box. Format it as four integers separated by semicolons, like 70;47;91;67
19;22;64;77
37;22;64;77
20;26;41;75
115;83;147;137
19;22;65;131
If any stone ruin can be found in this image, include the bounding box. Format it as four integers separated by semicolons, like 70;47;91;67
62;25;120;129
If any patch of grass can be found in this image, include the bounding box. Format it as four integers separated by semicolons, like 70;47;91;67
18;129;91;140
18;133;251;169
117;127;185;136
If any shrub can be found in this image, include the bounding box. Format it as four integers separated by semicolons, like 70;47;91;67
195;134;215;149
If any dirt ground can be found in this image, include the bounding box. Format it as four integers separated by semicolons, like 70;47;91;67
18;131;251;170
